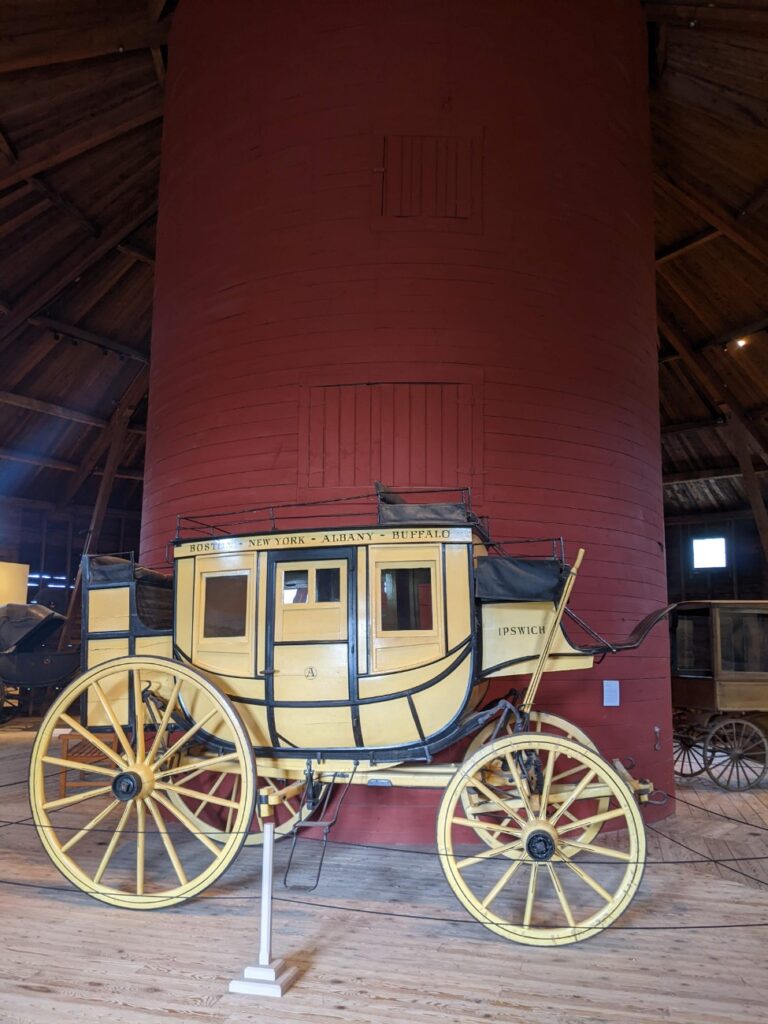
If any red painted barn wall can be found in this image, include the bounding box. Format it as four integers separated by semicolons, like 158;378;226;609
143;0;672;837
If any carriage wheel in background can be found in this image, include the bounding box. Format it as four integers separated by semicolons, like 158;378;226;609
462;712;608;852
672;718;710;779
29;656;256;909
438;733;646;946
166;764;328;847
704;717;768;791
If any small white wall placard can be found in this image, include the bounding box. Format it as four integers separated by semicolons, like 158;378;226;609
602;679;620;707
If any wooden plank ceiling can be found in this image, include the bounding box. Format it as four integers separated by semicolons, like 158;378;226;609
0;0;767;526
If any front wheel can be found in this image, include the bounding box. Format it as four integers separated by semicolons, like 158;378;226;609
29;656;257;909
437;733;646;946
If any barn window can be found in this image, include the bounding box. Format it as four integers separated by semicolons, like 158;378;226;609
692;536;727;570
380;567;433;631
203;574;248;637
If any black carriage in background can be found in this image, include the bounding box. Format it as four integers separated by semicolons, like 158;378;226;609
671;600;768;790
0;604;79;721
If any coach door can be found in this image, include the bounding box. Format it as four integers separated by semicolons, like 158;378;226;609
265;548;358;749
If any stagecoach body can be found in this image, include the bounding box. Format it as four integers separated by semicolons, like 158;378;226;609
82;518;592;766
30;492;659;945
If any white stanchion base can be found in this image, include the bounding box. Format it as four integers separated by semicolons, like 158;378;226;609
229;959;298;998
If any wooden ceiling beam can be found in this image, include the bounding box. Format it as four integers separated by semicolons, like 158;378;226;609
0;123;18;162
739;179;768;219
655;227;721;265
661;416;728;436
0;445;142;480
0;389;145;433
27;176;100;237
644;4;768;31
659;314;768;363
0;493;140;522
663;462;766;485
0;94;162;191
116;241;154;265
658;316;768;463
654;173;768;268
58;368;149;507
0;14;170;73
0;199;157;343
28;316;148;363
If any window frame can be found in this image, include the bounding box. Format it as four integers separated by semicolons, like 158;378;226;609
379;565;435;633
196;567;253;653
691;535;728;571
714;606;768;681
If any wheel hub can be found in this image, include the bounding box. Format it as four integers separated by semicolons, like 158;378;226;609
525;829;557;862
111;771;144;802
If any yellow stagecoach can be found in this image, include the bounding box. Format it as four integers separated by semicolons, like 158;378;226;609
29;488;666;945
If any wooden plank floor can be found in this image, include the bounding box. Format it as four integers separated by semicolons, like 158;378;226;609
1;723;768;1024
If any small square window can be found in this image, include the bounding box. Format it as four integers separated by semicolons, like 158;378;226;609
380;567;433;631
316;568;340;603
283;570;308;604
203;575;248;637
692;537;727;570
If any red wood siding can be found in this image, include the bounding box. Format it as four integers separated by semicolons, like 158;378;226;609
300;382;479;489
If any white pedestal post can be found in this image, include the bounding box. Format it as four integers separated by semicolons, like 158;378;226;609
229;819;299;998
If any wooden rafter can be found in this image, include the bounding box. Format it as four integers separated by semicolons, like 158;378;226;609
658;316;768;464
58;368;149;508
116;242;155;265
644;4;768;31
28;317;148;364
660;315;768;363
655;174;768;268
664;463;767;485
27;176;100;237
0;389;145;433
0;94;162;192
0;200;157;343
0;14;170;73
0;445;142;480
655;228;721;265
730;417;768;563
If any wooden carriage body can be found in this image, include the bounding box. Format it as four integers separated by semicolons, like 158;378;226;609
81;514;593;766
670;600;768;714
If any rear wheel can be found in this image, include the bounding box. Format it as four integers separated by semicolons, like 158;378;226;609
29;656;256;909
704;718;767;791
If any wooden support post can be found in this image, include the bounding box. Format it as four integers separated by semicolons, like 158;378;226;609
730;417;768;565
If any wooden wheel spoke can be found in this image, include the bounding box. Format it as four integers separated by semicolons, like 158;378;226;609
481;857;525;909
43;784;113;812
556;807;626;835
145;678;183;764
93;802;133;885
469;775;527;828
59;714;127;769
556;851;612;902
505;753;534;818
151;707;222;769
523;862;538;927
551;764;589;784
136;800;146;896
91;681;136;764
450;815;521;837
41;755;117;779
155;780;240;810
132;671;146;762
548;769;596;827
154;753;242;781
563;838;632;861
546;863;575;927
61;799;121;853
151;791;223;856
191;770;228;817
456;839;523;870
145;796;188;886
538;748;556;818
